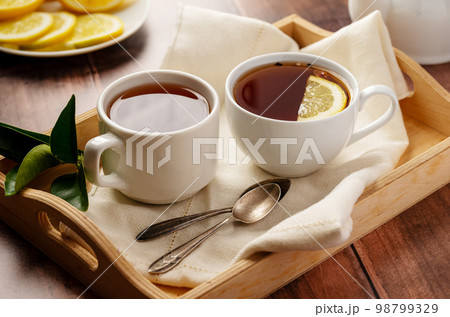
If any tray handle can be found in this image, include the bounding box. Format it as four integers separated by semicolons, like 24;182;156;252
0;172;169;298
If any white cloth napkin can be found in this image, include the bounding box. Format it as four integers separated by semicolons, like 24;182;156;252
86;6;410;288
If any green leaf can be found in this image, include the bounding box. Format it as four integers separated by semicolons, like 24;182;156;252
50;95;78;164
51;162;88;211
4;165;19;196
9;144;60;195
2;95;90;210
0;123;50;163
0;122;50;144
77;160;89;211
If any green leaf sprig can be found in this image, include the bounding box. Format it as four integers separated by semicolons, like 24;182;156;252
0;95;88;211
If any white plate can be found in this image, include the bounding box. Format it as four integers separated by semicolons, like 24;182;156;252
0;0;150;58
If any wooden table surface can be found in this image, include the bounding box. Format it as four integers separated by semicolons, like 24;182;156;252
0;0;448;299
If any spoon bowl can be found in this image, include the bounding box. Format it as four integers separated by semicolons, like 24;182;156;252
232;182;281;223
148;183;281;274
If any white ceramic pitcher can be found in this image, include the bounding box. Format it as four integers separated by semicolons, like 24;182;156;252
348;0;450;65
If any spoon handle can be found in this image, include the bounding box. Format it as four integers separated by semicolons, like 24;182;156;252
148;217;234;274
136;207;231;241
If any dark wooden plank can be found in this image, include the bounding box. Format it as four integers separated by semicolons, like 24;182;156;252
0;54;99;132
268;246;377;299
353;184;450;299
233;0;350;30
423;64;450;91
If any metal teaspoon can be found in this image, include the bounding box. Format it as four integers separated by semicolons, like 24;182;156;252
148;183;281;274
136;178;290;241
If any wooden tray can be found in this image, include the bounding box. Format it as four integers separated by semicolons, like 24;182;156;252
0;15;449;299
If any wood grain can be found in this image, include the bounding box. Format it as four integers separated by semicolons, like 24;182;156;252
394;48;450;135
268;247;376;299
354;184;450;298
233;0;351;31
0;55;98;132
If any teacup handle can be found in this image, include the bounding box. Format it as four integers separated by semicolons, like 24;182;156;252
347;85;399;145
84;133;126;190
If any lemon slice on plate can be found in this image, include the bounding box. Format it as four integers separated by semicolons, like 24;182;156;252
0;0;45;20
21;12;76;50
0;42;18;49
39;0;65;12
297;75;348;121
58;0;123;13
0;12;53;44
63;13;123;49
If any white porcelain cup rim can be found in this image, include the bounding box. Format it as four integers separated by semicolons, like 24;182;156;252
225;52;359;125
98;69;220;136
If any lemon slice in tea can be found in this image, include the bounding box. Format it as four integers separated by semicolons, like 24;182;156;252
58;0;123;13
0;12;53;44
63;13;123;49
297;75;347;122
21;11;76;50
0;0;44;20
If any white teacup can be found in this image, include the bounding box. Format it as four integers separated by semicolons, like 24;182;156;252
225;52;399;177
84;70;220;204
